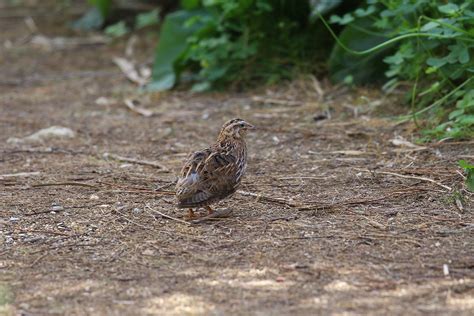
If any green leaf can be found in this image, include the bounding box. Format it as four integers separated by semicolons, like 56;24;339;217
448;109;465;120
181;0;200;10
104;21;129;38
136;9;160;29
191;81;211;92
456;115;474;125
427;57;448;68
421;21;440;31
459;160;474;169
447;44;470;64
329;13;354;25
72;7;104;31
384;53;404;65
149;10;208;91
310;0;343;20
438;3;459;15
88;0;112;18
354;6;376;17
466;173;474;192
459;160;474;191
329;19;392;84
458;46;470;64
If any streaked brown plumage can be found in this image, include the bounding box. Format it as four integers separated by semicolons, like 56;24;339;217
176;118;254;218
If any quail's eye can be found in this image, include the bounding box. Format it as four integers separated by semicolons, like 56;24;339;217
240;123;245;127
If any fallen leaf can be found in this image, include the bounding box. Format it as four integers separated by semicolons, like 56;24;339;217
113;57;149;86
124;99;155;117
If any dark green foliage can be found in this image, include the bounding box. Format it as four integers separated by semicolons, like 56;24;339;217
328;19;392;84
328;0;474;139
151;0;325;91
459;160;474;192
89;0;112;18
73;0;111;30
72;7;105;30
149;10;206;91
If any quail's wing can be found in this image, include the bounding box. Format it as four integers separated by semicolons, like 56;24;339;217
176;148;238;206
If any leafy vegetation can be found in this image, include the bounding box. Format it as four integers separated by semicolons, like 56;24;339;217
459;160;474;191
152;0;327;91
83;0;474;140
326;0;474;139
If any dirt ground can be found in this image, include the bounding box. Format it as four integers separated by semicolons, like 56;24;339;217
1;3;473;316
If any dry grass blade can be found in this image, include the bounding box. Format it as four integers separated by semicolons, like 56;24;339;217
124;99;155;117
370;170;452;191
103;152;169;171
145;204;190;226
32;181;99;189
237;190;300;207
113;57;148;86
0;171;41;179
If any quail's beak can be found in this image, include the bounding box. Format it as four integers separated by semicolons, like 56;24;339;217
244;122;255;130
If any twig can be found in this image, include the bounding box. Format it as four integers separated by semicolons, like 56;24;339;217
97;181;175;195
155;182;176;191
28;253;49;268
113;208;152;229
31;242;101;255
455;198;464;213
20;229;72;236
25;203;105;216
432;140;474;147
103;152;168;171
371;170;452;191
102;189;174;195
31;182;99;189
276;176;331;180
251;96;302;107
2;147;87;155
145;204;190;226
124;99;155;117
297;190;416;211
113;58;148;86
0;171;40;179
237;190;300;207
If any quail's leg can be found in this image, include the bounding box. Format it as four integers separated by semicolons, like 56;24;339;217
204;205;214;215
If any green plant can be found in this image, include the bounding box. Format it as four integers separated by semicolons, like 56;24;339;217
459;160;474;192
104;9;161;38
151;0;328;91
75;0;159;35
327;0;474;139
73;0;112;30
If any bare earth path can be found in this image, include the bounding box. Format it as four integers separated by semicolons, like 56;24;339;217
1;4;473;315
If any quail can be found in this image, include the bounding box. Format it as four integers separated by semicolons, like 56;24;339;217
176;118;254;219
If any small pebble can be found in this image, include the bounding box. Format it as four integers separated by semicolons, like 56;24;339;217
51;205;64;211
443;264;449;276
10;217;20;222
132;207;142;214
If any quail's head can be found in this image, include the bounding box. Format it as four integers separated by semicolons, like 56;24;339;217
219;118;254;138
